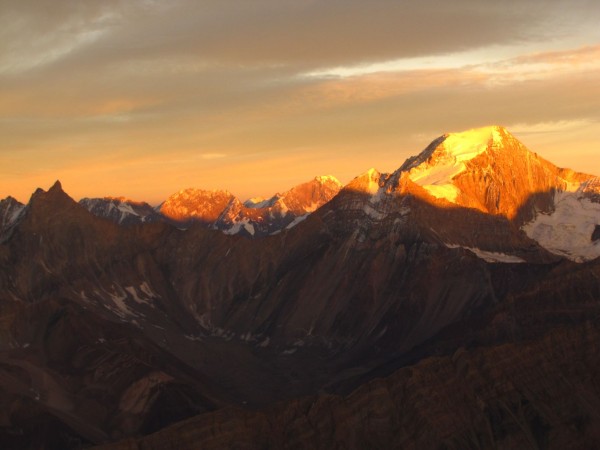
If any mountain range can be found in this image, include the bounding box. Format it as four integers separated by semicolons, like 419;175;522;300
76;175;342;237
1;126;600;449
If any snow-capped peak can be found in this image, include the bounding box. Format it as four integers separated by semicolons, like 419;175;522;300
156;175;342;236
314;175;342;186
243;196;278;209
346;168;382;195
441;125;503;161
401;126;512;203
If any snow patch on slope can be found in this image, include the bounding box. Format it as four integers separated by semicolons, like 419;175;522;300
107;288;134;318
124;286;154;305
446;244;526;263
117;202;138;220
522;191;600;262
139;282;157;298
224;218;256;236
8;205;26;225
286;214;308;229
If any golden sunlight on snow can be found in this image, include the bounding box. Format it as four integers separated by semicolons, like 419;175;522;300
407;126;502;202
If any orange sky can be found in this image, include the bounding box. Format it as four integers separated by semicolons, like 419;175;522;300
1;0;599;205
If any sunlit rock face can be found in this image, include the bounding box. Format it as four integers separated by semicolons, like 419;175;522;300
159;188;237;224
157;176;342;236
345;125;600;262
397;126;592;221
82;176;343;237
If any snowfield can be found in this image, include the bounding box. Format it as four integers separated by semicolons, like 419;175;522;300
523;191;600;262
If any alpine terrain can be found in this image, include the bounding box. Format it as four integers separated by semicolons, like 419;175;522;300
79;176;342;237
1;126;600;449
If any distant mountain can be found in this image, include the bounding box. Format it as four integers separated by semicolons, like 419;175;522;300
333;125;599;262
80;176;342;237
400;126;600;261
158;175;342;236
2;127;600;449
79;197;161;225
158;188;237;225
0;195;25;240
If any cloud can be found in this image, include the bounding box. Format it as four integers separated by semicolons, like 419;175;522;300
4;0;598;77
0;0;127;74
200;153;226;160
509;119;596;136
478;45;600;85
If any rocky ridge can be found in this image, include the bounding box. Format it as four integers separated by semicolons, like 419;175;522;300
0;195;25;240
81;176;342;237
79;197;161;226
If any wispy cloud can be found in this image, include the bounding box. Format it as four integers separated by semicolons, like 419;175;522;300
479;45;600;85
508;119;596;136
200;153;226;160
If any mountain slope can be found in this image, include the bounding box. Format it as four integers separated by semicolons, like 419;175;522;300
335;125;599;262
159;188;237;225
159;175;342;236
395;126;600;262
97;289;600;450
81;176;342;237
1;127;600;448
0;195;25;240
0;180;513;445
79;197;161;225
395;126;590;220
